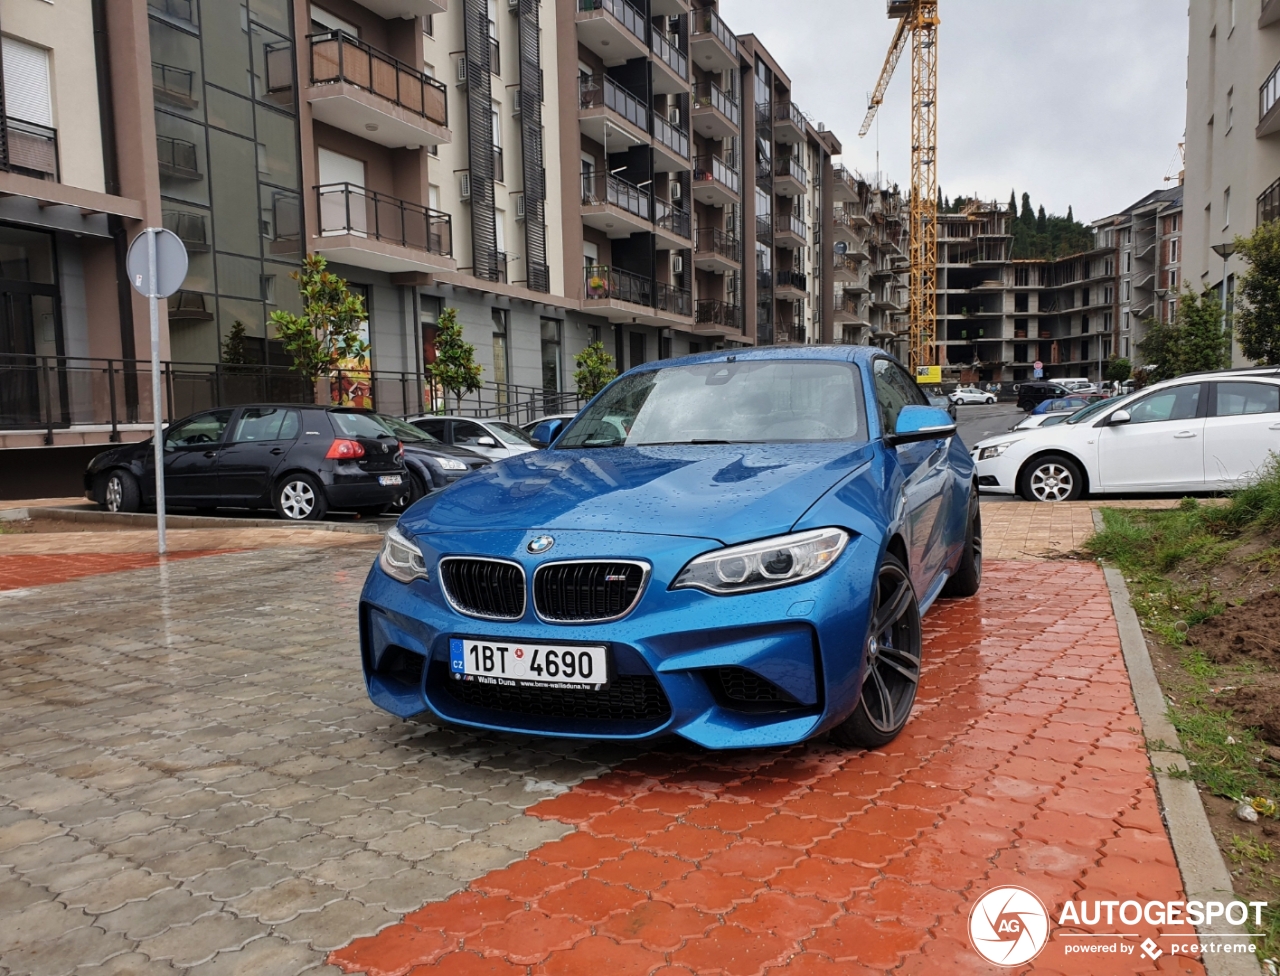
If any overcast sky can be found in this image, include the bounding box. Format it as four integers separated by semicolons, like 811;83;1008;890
719;0;1188;224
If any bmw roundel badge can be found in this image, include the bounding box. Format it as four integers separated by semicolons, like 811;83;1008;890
527;535;555;554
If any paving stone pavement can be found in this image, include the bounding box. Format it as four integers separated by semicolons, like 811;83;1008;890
0;546;643;976
329;560;1208;976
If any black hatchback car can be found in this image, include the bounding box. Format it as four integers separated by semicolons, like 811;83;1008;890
85;405;407;521
372;414;490;510
1015;381;1072;411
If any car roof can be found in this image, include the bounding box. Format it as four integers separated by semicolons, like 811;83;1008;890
624;343;885;375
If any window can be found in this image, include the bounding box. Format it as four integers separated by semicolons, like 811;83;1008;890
540;318;562;392
491;308;509;389
1215;382;1280;416
231;407;299;442
488;0;500;74
1227;87;1234;132
1168;299;1177;323
1123;280;1131;301
1127;385;1201;424
453;420;490;447
871;357;927;435
1123;310;1130;332
165;410;234;447
1169;238;1179;263
424;14;434;36
629;331;646;368
1224;187;1231;228
1124;251;1132;273
310;6;360;36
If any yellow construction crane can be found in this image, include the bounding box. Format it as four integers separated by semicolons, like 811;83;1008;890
860;0;939;373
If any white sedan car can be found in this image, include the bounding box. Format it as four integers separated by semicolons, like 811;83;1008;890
950;387;997;405
973;368;1280;501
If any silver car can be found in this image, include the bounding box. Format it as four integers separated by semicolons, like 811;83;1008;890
406;416;538;461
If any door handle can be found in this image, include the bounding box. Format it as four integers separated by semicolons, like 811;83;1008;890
270;447;285;455
1173;431;1197;439
1270;423;1280;430
203;450;218;458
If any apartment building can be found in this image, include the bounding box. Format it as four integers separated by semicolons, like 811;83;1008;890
1;0;871;495
1185;0;1280;365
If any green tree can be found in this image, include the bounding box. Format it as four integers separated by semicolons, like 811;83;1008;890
1020;192;1034;229
1104;357;1131;383
573;341;617;398
1008;189;1017;215
1234;220;1280;365
1137;287;1232;382
1036;205;1047;235
221;320;251;369
268;255;368;384
427;307;483;410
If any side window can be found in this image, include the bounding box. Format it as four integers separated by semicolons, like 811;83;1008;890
872;359;919;435
1127;385;1201;425
414;419;447;440
232;407;300;442
452;421;489;446
165;409;233;447
1215;382;1280;417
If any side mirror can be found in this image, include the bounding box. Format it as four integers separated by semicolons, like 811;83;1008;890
1108;409;1131;426
476;436;497;447
889;405;957;446
531;418;565;448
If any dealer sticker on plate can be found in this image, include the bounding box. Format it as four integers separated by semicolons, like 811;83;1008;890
378;475;402;486
449;638;608;689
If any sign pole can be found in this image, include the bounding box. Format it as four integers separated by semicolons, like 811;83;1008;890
147;228;167;556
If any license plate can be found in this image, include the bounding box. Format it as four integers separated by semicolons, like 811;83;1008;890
449;638;608;688
378;475;403;486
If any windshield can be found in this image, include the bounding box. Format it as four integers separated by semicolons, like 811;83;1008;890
376;415;439;443
1065;397;1123;425
556;360;867;448
330;410;395;439
488;421;536;446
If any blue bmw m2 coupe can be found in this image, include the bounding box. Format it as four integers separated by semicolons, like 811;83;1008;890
360;347;980;749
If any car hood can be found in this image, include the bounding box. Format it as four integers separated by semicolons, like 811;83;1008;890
403;441;488;463
973;432;1030;452
402;442;875;544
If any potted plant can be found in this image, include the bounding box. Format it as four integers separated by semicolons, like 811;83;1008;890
587;268;608;298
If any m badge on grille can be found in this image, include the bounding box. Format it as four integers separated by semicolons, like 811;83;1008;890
527;535;555;554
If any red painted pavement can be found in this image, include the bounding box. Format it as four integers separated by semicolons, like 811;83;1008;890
0;551;240;591
330;561;1207;975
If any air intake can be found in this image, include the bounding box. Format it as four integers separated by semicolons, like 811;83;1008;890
439;557;525;619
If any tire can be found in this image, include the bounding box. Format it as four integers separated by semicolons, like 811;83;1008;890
273;473;328;521
831;553;922;749
101;469;141;513
985;396;996;404
1018;454;1085;503
942;489;982;598
395;471;429;512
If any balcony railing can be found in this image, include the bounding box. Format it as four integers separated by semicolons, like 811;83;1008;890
776;269;807;291
775;100;806;130
581;171;650;221
692;154;740;194
691;81;740;126
585;264;650;305
654;281;692;316
695;300;742;331
5;118;58;181
832;212;861;235
163;211;210;253
148;0;195;25
833;253;862;276
693;8;738;59
152;62;197;108
775;155;807;188
1259;175;1280;225
309;31;448;128
695;228;741;264
755;213;773;241
317;182;453;257
833;165;859;195
652;114;689;159
1264;58;1280;124
157;134;200;180
580;75;647;132
775;213;807;241
650;30;688;80
654;198;691;239
578;0;646;45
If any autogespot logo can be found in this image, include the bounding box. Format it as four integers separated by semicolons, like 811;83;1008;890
969;886;1050;966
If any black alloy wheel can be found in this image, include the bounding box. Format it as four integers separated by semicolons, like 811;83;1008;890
832;553;923;749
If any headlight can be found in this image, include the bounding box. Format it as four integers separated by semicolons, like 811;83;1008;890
671;528;849;595
437;457;468;471
379;525;429;583
978;440;1019;461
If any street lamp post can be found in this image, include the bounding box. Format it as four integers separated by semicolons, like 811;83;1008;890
1211;241;1236;338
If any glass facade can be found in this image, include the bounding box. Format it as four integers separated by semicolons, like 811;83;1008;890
149;0;303;366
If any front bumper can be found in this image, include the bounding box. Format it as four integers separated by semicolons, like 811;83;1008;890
358;528;877;749
971;449;1018;494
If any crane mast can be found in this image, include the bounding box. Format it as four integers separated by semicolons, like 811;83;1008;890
860;1;939;375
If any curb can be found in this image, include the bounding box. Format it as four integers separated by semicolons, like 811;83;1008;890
1;506;387;535
1103;561;1263;975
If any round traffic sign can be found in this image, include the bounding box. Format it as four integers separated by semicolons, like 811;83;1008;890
1033;360;1043;370
126;228;189;299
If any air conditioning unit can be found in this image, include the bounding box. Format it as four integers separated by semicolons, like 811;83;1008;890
669;108;682;127
456;57;468;85
512;90;522;116
460;172;472;200
508;0;519;9
514;193;526;220
671;181;682;201
672;255;684;274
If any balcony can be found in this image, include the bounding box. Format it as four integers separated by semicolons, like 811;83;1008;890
832;252;862;283
694;299;743;335
755;213;772;242
576;0;648;65
579;75;648;147
313;182;455;274
167;290;212;322
775;269;807;298
157;135;200;181
833;292;869;326
690;8;738;74
773;100;806;144
307;32;450;148
1264;0;1280;27
774;155;807;197
650;30;688;93
5;119;59;182
354;0;445;18
832;165;859;204
584;265;692;324
651;0;689;14
654;198;692;249
691;154;740;208
691;81;739;140
832;212;862;245
652;114;691;171
580;171;651;238
694;228;741;272
152;62;198;110
774;212;806;248
163;211;210;253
